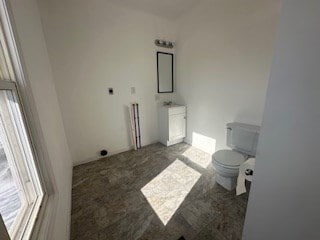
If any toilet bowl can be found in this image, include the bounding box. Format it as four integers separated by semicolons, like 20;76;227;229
212;122;260;191
213;150;247;190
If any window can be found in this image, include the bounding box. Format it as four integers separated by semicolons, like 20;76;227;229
0;2;45;239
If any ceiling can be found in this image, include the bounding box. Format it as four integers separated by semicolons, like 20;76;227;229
110;0;201;20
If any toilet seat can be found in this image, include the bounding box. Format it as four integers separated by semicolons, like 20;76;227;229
213;150;246;168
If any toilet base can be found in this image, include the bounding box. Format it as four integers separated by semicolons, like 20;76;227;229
216;174;237;191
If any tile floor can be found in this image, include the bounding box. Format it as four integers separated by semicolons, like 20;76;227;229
71;143;249;240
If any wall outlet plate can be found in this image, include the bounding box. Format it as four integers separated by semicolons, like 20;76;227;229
131;87;136;94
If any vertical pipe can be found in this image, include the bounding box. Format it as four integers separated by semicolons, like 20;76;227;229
136;103;141;148
129;104;137;150
132;104;138;149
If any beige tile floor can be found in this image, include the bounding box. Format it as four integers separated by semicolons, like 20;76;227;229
71;143;249;240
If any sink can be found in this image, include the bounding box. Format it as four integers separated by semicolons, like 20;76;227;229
163;102;182;108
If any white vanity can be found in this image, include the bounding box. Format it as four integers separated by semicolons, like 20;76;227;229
158;105;186;146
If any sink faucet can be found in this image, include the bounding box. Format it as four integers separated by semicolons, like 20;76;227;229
163;101;172;106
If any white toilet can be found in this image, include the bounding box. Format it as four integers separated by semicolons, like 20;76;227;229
212;122;260;191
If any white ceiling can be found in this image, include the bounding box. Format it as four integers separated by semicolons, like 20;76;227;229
110;0;200;20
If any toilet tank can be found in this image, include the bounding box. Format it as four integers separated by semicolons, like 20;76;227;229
226;122;260;156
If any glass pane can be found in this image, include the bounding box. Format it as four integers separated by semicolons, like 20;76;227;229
0;136;23;230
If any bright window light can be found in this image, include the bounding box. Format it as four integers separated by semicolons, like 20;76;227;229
191;132;216;155
181;132;216;168
141;160;201;225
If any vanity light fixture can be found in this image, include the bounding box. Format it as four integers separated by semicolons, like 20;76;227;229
155;39;175;49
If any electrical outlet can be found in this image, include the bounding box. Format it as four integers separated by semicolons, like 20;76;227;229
131;87;136;94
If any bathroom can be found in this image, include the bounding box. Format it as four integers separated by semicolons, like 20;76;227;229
1;0;320;240
0;0;281;239
40;0;279;167
46;0;278;239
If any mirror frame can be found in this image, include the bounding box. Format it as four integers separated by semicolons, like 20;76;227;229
157;52;174;93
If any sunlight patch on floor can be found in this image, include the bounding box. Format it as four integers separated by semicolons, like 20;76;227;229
141;160;201;225
182;148;212;169
182;132;216;168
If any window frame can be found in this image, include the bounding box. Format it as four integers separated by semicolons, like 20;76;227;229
0;82;44;239
0;0;58;239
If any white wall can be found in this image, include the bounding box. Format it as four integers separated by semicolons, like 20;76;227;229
9;0;73;239
243;1;320;239
38;0;177;165
174;0;280;152
37;0;281;165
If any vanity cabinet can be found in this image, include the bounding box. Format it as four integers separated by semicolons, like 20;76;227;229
158;105;186;146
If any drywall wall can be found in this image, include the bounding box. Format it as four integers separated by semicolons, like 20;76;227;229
9;0;73;239
38;0;177;165
243;1;320;239
174;0;280;152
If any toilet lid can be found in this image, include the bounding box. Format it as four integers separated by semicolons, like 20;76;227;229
213;150;246;167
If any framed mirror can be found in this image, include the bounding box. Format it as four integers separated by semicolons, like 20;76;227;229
157;52;174;93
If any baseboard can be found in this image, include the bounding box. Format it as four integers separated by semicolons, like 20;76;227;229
183;137;192;145
167;138;184;146
72;140;160;167
73;146;134;167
